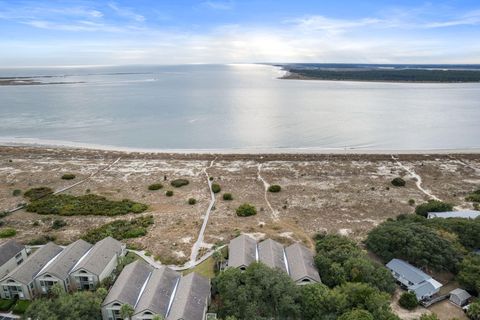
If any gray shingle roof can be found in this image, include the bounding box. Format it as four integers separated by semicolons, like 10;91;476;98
2;242;62;284
134;266;180;317
427;210;480;219
285;243;321;283
167;273;210;320
0;240;25;266
386;259;430;285
228;234;257;268
258;239;287;272
36;239;92;280
103;260;153;307
450;288;471;301
71;236;123;276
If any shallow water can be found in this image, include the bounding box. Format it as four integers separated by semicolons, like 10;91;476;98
0;64;479;151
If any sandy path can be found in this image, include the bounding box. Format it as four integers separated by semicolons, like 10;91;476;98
257;163;278;220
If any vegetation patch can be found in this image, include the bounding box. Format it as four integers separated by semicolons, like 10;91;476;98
466;189;480;203
12;300;30;315
236;203;257;217
268;184;282;193
211;183;221;193
24;187;53;200
27;235;56;245
170;179;189;188
0;228;16;238
0;299;15;311
26;194;148;216
223;193;233;201
61;173;76;180
52;219;67;230
457;254;480;295
398;291;418;310
188;198;197;205
165;190;174;197
391;177;406;187
82;215;154;243
414;199;453;217
148;183;163;191
12;189;21;196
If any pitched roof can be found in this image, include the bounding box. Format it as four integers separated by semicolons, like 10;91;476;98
285;243;321;283
450;288;471;301
134;266;180;317
410;278;442;299
258;239;287;272
36;239;92;280
427;210;480;219
386;259;431;285
71;237;123;275
0;240;25;266
103;260;153;307
2;242;63;284
167;273;210;320
228;234;257;268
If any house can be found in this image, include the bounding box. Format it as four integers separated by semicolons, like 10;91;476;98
34;239;93;294
449;288;471;307
70;237;125;291
227;235;321;285
0;240;28;279
285;243;321;285
427;210;480;219
102;260;153;320
386;259;442;301
167;272;211;320
0;242;63;300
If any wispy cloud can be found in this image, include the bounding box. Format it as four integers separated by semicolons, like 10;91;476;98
201;1;234;11
107;2;145;22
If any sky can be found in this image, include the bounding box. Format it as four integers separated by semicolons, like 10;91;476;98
0;0;480;66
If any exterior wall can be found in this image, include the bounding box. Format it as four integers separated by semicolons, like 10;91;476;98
98;255;118;283
0;249;28;279
69;269;99;291
34;274;66;294
102;302;123;320
0;279;33;300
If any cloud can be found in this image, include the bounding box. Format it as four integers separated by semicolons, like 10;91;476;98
201;1;234;10
107;2;145;22
291;16;383;33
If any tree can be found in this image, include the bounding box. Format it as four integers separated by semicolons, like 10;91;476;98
235;204;257;217
211;183;221;193
391;177;406;187
399;291;418;310
338;309;374;320
457;254;480;295
467;301;480;320
415;200;453;217
120;304;134;320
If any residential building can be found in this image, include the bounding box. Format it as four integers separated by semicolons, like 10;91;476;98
167;272;211;320
386;259;442;301
257;239;288;273
427;210;480;219
285;243;322;285
0;242;63;300
34;239;92;294
227;234;257;270
70;237;125;291
0;240;28;279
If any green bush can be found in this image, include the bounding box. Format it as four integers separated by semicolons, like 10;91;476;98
398;291;418;310
52;219;67;230
61;173;76;180
408;199;415;206
0;228;16;238
466;189;480;202
27;235;56;245
236;204;257;217
171;179;189;188
26;194;148;216
212;183;221;193
415;200;453;217
24;187;53;200
82;215;154;243
391;177;406;187
188;198;197;205
223;193;233;201
0;299;15;311
148;183;163;191
12;300;30;314
268;185;281;193
166;190;174;197
12;189;21;196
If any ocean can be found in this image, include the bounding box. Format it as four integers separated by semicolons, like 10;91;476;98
1;64;479;151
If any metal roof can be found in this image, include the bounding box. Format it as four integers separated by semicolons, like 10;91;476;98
36;239;92;280
450;288;471;301
71;236;123;276
134;266;180;317
410;278;442;299
1;242;63;285
102;260;153;307
167;273;210;320
0;240;25;266
285;243;321;283
386;259;431;285
228;234;257;268
427;210;480;219
258;239;287;272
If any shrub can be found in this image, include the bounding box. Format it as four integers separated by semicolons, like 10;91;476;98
148;183;163;191
82;215;154;243
466;189;480;202
399;291;418;310
188;198;197;205
26;194;148;216
12;189;21;196
268;185;281;193
212;183;221;193
223;193;233;201
0;228;16;238
408;199;415;206
166;190;174;197
12;300;30;314
0;299;15;311
24;187;53;200
51;219;67;230
171;179;189;188
391;177;406;187
236;204;257;217
415;200;453;217
27;235;56;245
61;173;76;180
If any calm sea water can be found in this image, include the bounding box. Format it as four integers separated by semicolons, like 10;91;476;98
0;64;479;151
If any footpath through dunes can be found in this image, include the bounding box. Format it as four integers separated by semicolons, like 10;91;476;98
1;146;480;269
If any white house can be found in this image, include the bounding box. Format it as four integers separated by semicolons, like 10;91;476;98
0;240;28;279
